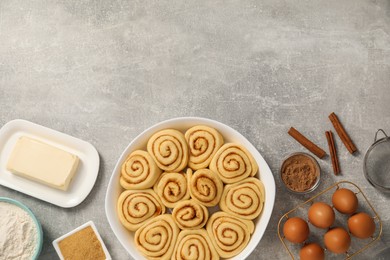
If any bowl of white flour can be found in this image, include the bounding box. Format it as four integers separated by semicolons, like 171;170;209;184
0;197;43;260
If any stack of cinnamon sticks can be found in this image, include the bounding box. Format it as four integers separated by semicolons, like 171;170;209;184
288;112;357;175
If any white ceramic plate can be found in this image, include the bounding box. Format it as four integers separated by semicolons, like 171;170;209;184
0;119;100;208
52;221;111;260
105;117;276;260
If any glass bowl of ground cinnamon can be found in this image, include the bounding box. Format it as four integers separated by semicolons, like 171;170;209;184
280;152;321;194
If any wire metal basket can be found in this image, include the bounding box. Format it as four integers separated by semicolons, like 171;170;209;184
277;181;382;259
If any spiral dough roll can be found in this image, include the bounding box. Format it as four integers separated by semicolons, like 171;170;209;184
135;214;180;260
219;177;265;220
117;189;165;231
185;125;224;170
206;212;254;258
172;200;209;229
209;143;259;184
172;229;219;260
154;172;190;208
147;129;189;172
189;169;223;207
120;150;162;190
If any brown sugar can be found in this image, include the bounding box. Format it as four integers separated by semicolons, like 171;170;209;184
58;226;106;260
281;154;318;192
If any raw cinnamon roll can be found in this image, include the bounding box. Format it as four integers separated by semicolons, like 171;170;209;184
172;229;219;260
154;172;190;208
172;200;209;229
219;177;265;220
185;125;224;170
189;169;223;207
117;189;165;231
147;129;189;172
135;214;180;260
206;212;254;258
209;143;258;184
120;150;162;190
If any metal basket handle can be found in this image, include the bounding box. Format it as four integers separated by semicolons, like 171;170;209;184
374;129;388;143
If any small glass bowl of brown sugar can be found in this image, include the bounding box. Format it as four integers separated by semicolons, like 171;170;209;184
280;152;321;194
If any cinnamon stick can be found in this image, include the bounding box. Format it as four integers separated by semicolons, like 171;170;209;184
288;127;326;159
329;112;357;154
325;131;340;175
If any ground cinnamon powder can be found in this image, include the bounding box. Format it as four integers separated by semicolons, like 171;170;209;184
281;154;318;192
58;226;106;260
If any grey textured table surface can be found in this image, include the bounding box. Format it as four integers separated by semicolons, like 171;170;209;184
1;1;390;259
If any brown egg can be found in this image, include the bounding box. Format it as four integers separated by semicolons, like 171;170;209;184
348;212;376;239
300;243;325;260
308;202;335;229
324;227;351;254
332;188;358;214
283;217;309;243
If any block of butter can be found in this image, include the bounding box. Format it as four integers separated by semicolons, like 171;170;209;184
6;136;80;191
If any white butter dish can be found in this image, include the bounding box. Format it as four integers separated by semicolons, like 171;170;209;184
0;119;99;207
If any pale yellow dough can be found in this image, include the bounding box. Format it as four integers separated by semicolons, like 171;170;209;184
185;125;224;170
172;229;219;260
117;189;165;231
206;212;254;258
134;214;179;260
188;168;223;207
120;150;161;190
209;143;259;184
117;126;263;260
219;177;265;220
153;171;190;208
147;129;188;172
172;199;209;229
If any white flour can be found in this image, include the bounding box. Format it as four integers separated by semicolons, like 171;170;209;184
0;202;38;260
